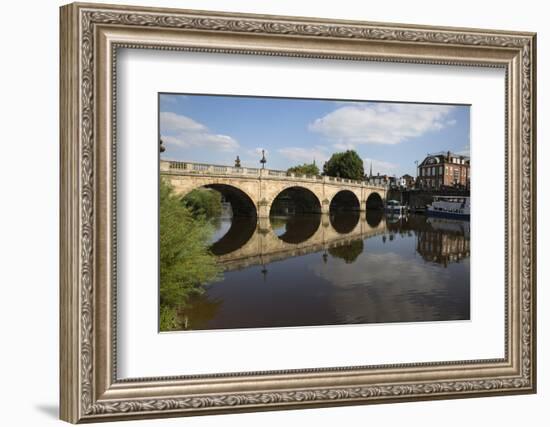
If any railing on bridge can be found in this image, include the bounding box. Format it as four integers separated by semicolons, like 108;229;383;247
161;160;389;189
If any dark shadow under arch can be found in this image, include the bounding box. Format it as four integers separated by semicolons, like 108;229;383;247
330;190;360;213
269;186;322;215
269;186;322;244
202;183;257;218
366;209;383;228
366;192;384;210
270;214;322;244
182;184;257;255
330;211;360;234
210;216;257;256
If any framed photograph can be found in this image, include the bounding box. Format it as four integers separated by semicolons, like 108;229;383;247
60;2;537;423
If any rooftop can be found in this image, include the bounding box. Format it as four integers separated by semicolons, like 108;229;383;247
425;151;470;160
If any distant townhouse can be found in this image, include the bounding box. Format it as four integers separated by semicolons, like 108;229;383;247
417;151;470;190
398;174;415;189
367;173;394;187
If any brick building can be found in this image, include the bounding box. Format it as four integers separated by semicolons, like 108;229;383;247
417;151;470;190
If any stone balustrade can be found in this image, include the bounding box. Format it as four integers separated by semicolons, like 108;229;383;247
161;160;389;189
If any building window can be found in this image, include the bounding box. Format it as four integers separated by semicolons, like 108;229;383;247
453;169;460;183
439;166;443;175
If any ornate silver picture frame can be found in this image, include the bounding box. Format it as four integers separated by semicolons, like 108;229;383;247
60;2;536;423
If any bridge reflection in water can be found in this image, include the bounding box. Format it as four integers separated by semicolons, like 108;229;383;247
181;212;470;331
214;211;386;271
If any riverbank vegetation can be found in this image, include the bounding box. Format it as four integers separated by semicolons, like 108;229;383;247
287;162;320;176
159;180;222;331
181;188;222;219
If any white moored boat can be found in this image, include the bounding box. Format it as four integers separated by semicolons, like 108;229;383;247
426;195;470;220
385;199;407;216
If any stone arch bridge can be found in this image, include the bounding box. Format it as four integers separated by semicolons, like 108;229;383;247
161;160;388;218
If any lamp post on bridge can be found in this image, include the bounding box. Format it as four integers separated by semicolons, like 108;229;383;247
260;149;267;169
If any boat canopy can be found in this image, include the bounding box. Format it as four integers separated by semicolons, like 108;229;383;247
433;195;469;202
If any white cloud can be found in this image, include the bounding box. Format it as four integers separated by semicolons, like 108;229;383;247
252;147;268;156
160;111;238;152
161;111;206;132
309;250;465;323
243;147;268;160
309;103;455;145
455;145;470;156
363;157;398;175
333;142;356;151
278;146;329;164
160;94;185;104
235;148;270;168
311;250;452;291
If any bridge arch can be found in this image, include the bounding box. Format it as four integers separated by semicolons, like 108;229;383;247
329;190;361;213
268;185;322;216
366;191;384;210
177;182;258;218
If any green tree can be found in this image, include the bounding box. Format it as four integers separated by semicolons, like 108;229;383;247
323;150;364;180
181;188;222;219
287;162;320;176
159;179;221;331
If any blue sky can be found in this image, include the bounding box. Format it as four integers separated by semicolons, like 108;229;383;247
159;93;470;177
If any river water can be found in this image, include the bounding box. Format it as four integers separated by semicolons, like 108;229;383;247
181;212;470;331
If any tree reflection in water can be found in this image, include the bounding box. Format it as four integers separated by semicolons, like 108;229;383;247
177;296;223;331
328;239;364;263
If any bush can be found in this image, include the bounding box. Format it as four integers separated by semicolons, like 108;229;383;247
287;162;320;176
159;180;221;330
181;188;222;219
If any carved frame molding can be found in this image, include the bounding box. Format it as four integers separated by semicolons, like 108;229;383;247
60;2;536;423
